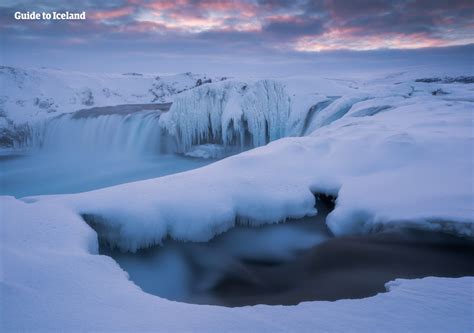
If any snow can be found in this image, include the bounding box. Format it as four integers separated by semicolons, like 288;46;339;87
20;72;472;252
286;94;330;136
184;144;231;159
1;64;473;330
303;94;369;134
1;196;472;331
0;66;225;123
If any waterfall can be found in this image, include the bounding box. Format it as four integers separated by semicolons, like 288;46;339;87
2;108;216;197
30;110;167;156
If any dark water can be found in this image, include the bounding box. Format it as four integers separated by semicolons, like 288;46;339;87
211;229;474;306
96;195;474;307
99;214;333;305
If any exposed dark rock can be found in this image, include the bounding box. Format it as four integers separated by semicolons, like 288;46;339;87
35;97;55;109
432;88;449;96
415;76;474;84
71;103;172;118
196;78;212;87
122;72;143;76
81;89;94;106
0;120;31;148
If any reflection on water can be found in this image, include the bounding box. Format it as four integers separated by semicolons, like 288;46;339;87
99;214;332;305
100;222;474;307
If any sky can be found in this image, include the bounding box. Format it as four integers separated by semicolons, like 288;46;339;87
1;0;473;75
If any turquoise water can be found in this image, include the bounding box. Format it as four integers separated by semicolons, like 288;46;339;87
0;152;214;198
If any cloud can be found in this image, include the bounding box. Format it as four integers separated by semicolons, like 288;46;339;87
88;6;135;20
262;14;326;38
1;0;473;68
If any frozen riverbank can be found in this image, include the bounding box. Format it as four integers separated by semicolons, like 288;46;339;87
1;196;472;332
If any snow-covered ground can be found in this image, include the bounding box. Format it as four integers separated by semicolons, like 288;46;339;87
1;64;473;331
1;197;472;332
0;66;226;123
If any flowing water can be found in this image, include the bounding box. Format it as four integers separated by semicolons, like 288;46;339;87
0;109;214;197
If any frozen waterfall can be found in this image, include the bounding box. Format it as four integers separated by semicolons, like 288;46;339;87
159;80;291;152
21;82;354;157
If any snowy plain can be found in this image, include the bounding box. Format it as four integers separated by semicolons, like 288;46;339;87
1;62;473;331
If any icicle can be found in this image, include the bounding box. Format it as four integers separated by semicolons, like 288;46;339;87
160;80;291;153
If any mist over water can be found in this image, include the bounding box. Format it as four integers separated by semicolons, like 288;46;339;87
0;110;214;197
32;111;166;155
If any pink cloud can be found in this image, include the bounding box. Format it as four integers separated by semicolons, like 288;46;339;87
294;30;455;52
89;6;135;20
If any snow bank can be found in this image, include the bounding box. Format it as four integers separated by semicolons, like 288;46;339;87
1;197;472;331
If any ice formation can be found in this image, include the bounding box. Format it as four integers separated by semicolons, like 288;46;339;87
160;80;291;151
1;67;382;154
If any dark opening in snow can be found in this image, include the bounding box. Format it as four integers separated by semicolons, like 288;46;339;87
92;192;474;307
